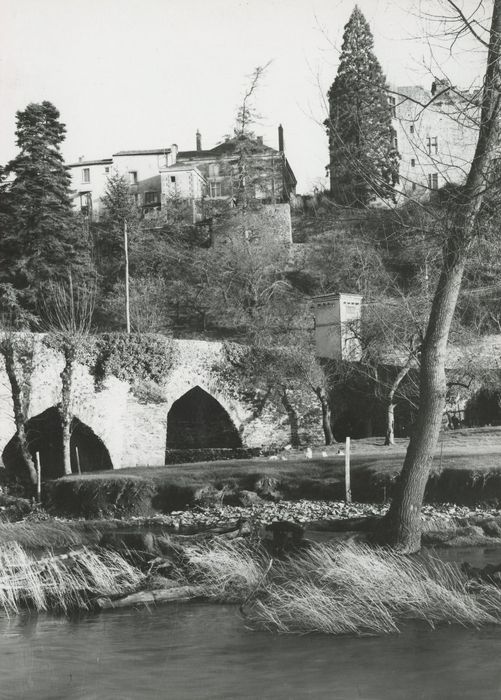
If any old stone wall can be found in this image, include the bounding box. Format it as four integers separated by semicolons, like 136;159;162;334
0;335;322;472
211;203;292;246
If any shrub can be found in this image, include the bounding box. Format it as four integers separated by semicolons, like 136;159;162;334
91;333;175;388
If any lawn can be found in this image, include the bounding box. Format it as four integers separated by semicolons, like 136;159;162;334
44;427;501;517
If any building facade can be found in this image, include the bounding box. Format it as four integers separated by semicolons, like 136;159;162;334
391;79;480;198
66;125;296;223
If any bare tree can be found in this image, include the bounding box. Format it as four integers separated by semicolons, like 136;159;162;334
39;277;96;476
382;0;501;552
0;332;37;486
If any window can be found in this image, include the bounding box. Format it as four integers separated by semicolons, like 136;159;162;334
412;182;417;191
144;191;160;205
208;163;220;178
129;171;138;184
428;173;439;190
388;96;396;118
411;158;416;167
210;181;222;197
426;137;438;155
170;176;176;183
105;167;110;174
82;168;90;183
79;192;91;216
410;125;415;133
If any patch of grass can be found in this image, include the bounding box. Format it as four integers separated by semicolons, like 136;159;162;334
0;544;144;615
180;538;501;635
182;539;268;602
250;542;501;635
0;520;95;549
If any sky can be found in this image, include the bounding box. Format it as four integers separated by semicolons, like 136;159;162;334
0;0;491;192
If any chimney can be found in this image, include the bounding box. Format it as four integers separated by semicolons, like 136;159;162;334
170;144;178;165
196;130;202;151
278;124;284;152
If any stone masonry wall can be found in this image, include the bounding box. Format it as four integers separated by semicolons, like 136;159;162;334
0;336;322;471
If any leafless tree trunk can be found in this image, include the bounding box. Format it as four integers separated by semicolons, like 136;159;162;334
40;278;95;478
281;387;300;447
315;386;336;445
383;1;501;552
0;336;37;486
384;361;412;446
60;346;76;476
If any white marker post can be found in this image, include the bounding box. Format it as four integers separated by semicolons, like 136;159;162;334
35;451;41;503
345;437;352;504
75;446;82;475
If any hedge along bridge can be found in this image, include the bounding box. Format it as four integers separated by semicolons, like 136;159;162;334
0;334;322;478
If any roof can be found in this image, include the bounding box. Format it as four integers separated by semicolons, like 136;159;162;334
66;158;112;168
178;137;278;161
160;163;207;180
112;148;172;157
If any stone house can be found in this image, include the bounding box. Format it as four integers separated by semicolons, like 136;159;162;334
66;125;296;227
390;79;480;197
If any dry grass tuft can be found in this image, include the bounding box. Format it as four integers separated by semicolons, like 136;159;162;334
182;539;269;602
182;538;501;635
0;543;144;615
249;541;501;635
0;520;92;550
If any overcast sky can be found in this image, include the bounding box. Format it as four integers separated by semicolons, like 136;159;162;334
0;0;490;192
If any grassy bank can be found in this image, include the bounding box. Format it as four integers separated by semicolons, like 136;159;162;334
2;534;501;634
44;458;501;520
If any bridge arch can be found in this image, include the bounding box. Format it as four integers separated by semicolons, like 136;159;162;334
166;385;242;449
2;407;113;480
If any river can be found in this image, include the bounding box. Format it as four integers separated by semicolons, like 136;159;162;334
2;547;501;699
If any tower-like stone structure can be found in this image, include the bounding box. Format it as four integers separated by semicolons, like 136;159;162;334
312;293;363;361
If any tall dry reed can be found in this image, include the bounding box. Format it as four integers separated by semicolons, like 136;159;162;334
0;543;144;615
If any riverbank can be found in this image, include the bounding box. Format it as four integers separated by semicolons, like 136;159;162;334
34;427;501;519
2;496;501;629
3;529;501;636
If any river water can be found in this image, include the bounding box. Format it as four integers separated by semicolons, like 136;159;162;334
2;547;501;700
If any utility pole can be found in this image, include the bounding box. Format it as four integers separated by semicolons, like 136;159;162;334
124;219;131;333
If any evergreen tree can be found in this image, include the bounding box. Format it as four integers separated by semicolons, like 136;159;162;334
326;6;399;206
94;173;140;291
0;101;92;321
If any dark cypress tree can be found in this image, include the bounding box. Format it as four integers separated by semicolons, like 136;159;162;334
95;173;140;291
326;6;399;206
0;101;92;321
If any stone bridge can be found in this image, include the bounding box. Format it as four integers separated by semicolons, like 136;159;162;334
0;336;321;476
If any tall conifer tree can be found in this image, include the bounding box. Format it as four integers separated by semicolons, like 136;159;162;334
0;101;91;321
326;6;399;206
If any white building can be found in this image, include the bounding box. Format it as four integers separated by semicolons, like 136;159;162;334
67;145;186;220
391;79;479;198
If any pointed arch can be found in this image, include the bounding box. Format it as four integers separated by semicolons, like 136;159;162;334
166;386;242;450
2;407;113;479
